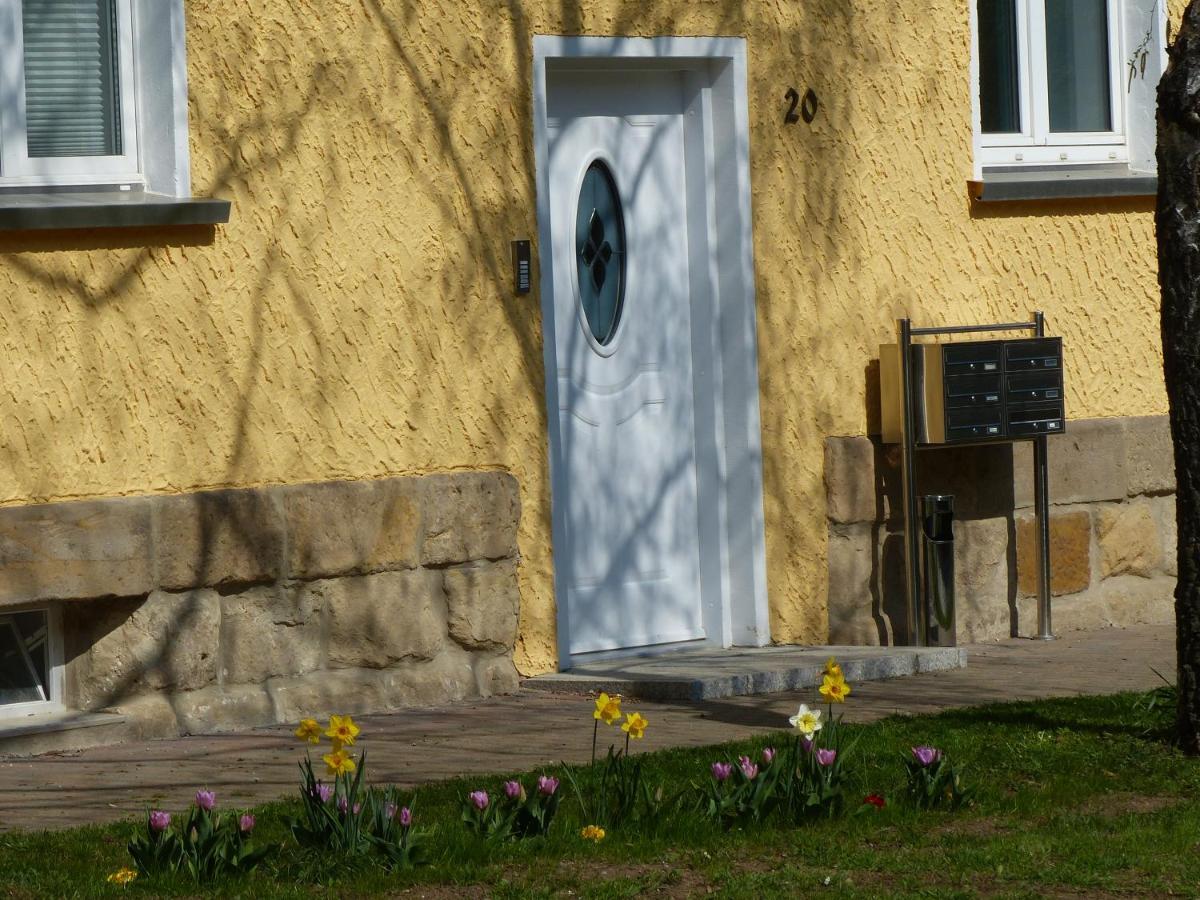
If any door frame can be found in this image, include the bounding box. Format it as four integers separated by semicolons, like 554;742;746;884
532;36;770;670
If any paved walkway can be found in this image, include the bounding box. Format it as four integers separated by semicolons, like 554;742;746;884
0;625;1173;831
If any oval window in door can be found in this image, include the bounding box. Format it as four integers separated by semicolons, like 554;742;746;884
575;160;626;346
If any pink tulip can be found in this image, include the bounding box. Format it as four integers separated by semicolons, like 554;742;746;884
537;775;559;796
384;801;398;820
761;747;776;765
711;761;733;782
816;748;837;767
399;806;412;828
912;746;942;767
194;790;215;811
239;813;255;833
469;790;489;811
317;783;334;804
503;780;523;801
148;810;170;832
739;755;758;780
337;796;348;814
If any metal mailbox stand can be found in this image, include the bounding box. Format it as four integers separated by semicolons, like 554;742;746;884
897;312;1054;646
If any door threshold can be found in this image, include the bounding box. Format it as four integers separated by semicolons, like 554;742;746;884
523;644;967;702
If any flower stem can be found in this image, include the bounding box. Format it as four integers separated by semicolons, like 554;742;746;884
625;732;630;757
591;719;598;766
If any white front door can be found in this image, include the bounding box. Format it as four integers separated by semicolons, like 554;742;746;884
546;69;706;657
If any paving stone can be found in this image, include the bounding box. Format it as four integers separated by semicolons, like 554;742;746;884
0;625;1175;827
172;684;275;735
76;590;220;709
278;478;422;580
445;559;519;651
220;584;322;685
154;488;283;590
1124;415;1175;496
1016;510;1091;597
0;496;155;606
523;645;965;702
1096;501;1164;578
323;570;446;669
420;471;519;565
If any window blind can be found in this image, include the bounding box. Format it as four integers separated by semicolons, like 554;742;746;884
21;0;121;158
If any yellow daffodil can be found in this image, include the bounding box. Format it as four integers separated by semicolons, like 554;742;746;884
106;868;138;886
819;673;851;703
823;656;843;679
593;692;622;725
621;711;648;739
325;714;361;747
323;748;357;777
294;717;322;744
788;703;823;737
580;824;606;842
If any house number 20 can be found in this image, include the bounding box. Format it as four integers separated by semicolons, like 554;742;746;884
784;88;819;124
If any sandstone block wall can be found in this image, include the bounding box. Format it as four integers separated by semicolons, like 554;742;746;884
825;416;1175;645
0;471;520;740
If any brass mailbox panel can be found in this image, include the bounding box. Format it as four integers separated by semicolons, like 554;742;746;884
881;337;1064;445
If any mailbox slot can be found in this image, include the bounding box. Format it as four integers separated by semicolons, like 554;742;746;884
943;342;1002;376
1007;370;1062;403
1004;338;1061;371
1007;402;1064;436
945;373;1002;408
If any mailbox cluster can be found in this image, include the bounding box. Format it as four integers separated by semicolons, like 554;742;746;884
881;337;1065;445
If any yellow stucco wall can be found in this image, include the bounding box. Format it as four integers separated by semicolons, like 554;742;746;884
0;1;1171;672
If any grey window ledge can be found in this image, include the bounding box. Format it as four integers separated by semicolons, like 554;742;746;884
0;191;230;231
970;167;1156;202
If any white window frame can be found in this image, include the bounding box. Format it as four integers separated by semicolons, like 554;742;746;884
975;0;1128;168
0;605;64;721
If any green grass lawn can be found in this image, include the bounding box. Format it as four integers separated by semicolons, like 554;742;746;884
1;688;1197;899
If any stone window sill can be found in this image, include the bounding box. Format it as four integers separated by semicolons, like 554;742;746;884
0;190;231;231
969;166;1156;202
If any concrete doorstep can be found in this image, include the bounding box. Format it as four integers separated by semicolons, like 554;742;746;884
523;645;968;702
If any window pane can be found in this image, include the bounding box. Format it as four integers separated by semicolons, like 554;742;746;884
978;0;1022;134
1045;0;1112;132
0;612;48;705
21;0;123;158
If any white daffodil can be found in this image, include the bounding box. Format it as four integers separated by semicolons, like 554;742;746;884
788;703;823;737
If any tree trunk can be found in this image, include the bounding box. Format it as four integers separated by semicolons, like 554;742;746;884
1158;1;1200;755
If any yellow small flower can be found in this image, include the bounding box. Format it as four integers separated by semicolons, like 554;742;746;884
106;867;138;886
323;748;357;777
593;692;622;725
823;656;843;679
621;711;648;739
294;718;322;744
819;673;851;703
580;824;606;842
326;714;361;747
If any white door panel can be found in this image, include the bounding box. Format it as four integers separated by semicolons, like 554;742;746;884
547;70;705;656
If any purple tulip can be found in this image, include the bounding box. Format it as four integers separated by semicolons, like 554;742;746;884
337;796;348;814
469;790;489;811
912;746;942;767
739;755;758;780
800;736;814;753
762;747;776;765
384;801;398;820
148;810;170;832
194;790;216;811
711;761;733;782
399;806;412;828
317;783;334;804
503;780;523;801
537;775;559;796
815;748;837;767
239;813;255;834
